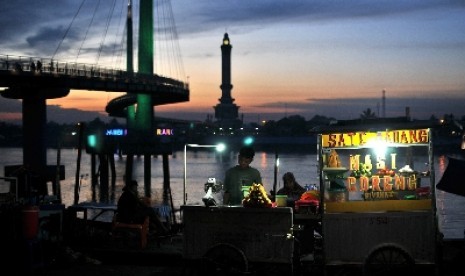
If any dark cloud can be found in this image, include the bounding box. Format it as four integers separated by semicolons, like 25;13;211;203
25;26;81;56
252;94;465;121
1;92;463;125
47;104;120;124
0;0;124;58
0;95;21;112
0;0;76;38
3;0;461;52
0;96;119;125
172;0;464;36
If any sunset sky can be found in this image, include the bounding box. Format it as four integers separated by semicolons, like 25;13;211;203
0;0;464;124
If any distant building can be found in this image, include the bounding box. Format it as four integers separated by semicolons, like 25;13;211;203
213;33;242;129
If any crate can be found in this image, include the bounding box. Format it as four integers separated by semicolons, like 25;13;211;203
295;199;319;214
0;177;17;205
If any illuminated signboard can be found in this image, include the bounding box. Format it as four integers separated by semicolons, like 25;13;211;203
156;128;174;136
322;129;429;148
321;128;431;200
103;128;174;136
106;128;127;136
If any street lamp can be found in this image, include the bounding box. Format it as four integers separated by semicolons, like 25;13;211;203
183;143;226;205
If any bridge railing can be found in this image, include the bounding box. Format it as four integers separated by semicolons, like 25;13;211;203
0;54;189;90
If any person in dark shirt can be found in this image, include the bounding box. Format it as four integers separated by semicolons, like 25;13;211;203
223;146;262;205
277;172;306;201
117;180;168;236
36;60;42;72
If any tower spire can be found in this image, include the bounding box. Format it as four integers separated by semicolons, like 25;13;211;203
214;33;240;128
219;33;233;103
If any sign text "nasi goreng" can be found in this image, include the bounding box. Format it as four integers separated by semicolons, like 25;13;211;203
322;129;430;200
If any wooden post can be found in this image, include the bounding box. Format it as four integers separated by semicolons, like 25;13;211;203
74;122;84;205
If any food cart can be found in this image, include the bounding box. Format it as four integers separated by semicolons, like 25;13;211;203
182;205;295;275
316;121;439;275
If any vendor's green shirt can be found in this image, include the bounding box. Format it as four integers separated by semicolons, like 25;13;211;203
224;166;262;205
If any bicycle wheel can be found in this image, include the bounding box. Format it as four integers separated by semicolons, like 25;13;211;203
201;243;248;276
363;245;414;276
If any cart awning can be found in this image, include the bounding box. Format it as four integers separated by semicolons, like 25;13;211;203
436;157;465;197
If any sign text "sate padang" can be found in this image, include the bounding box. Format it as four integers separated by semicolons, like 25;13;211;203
322;129;429;148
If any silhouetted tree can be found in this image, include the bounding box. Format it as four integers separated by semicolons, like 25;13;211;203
307;115;335;128
276;115;307;136
360;108;377;119
262;120;279;136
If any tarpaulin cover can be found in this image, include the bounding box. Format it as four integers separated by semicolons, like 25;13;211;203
436;157;465;197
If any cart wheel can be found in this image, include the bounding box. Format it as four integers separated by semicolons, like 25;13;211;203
363;245;414;276
201;243;248;275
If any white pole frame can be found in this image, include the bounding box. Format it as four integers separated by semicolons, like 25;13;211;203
183;143;225;206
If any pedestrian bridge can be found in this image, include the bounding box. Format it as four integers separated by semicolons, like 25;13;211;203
0;54;189;104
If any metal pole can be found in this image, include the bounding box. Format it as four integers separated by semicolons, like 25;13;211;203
273;150;278;200
183;144;187;206
183;143;224;206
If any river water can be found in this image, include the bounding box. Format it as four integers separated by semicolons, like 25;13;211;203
1;147;464;240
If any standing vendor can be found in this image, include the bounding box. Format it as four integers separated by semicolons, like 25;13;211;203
223;146;262;205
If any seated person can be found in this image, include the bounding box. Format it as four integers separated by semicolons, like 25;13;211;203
117;180;169;236
277;172;306;205
278;172;314;254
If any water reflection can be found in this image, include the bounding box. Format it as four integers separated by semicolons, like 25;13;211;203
0;148;464;239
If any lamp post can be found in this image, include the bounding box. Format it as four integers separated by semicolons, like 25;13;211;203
183;143;226;206
272;151;279;200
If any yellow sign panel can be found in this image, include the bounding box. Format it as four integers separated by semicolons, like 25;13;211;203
156;128;174;136
321;129;429;148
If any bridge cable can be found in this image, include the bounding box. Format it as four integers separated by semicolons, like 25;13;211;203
110;0;127;70
52;0;87;60
114;23;128;71
166;0;187;81
156;0;170;76
155;0;186;81
95;0;118;66
75;0;101;63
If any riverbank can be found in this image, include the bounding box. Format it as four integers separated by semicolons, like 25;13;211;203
2;204;463;276
33;210;465;276
44;233;185;276
42;237;464;276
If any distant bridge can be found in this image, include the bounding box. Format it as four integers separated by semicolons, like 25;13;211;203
0;54;189;104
